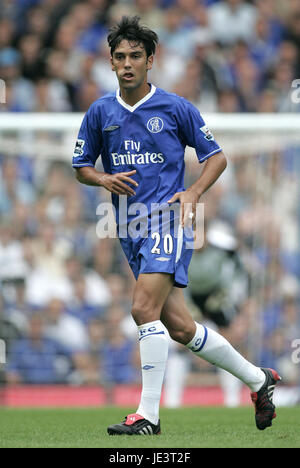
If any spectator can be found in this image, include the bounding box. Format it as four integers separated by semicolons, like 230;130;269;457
44;49;74;96
86;318;107;383
22;5;50;41
65;255;112;309
218;89;241;112
255;0;285;48
18;34;43;81
149;43;187;92
0;223;29;285
105;273;131;312
159;5;195;58
0;19;16;50
255;88;278;113
92;37;119;93
0;158;36;216
25;222;72;306
74;79;102;112
101;328;139;384
189;220;248;328
268;61;300;111
6;312;73;384
69;1;107;54
53;19;80;54
0;47;36;111
284;11;300;69
259;327;299;386
65;276;104;325
33;77;72;112
101;307;139;385
2;277;30;336
109;0;164;31
208;0;258;46
250;15;281;72
44;298;89;352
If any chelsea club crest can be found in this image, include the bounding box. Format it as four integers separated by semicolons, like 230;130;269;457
147;117;164;134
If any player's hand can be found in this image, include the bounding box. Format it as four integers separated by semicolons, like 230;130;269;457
167;188;199;227
100;170;138;196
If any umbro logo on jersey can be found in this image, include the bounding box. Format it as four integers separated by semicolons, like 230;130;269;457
104;125;120;132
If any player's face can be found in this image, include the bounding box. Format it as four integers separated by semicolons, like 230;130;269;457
111;40;153;91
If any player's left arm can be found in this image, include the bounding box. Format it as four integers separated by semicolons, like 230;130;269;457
168;151;227;226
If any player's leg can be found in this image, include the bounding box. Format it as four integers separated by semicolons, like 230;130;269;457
161;288;281;430
161;288;264;387
133;273;174;427
108;272;173;435
161;288;196;344
131;272;174;325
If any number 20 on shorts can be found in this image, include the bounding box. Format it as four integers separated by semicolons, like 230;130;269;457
151;232;173;255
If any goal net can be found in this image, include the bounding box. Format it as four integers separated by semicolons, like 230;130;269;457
0;113;299;407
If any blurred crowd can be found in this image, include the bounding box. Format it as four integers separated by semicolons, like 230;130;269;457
0;0;300;398
0;155;141;385
0;148;299;392
0;0;300;113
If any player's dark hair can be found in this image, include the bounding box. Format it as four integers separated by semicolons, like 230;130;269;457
108;16;158;58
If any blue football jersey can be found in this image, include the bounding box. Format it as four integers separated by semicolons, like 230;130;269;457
72;84;222;226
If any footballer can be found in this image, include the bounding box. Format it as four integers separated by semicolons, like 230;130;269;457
73;16;281;436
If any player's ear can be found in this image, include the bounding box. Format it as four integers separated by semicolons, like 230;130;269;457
146;55;154;71
110;56;116;72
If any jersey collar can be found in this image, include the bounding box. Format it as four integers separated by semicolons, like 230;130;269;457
116;84;156;113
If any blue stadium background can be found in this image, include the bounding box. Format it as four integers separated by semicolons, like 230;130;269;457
0;0;299;407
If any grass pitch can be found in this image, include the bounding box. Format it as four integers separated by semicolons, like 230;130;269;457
0;406;299;448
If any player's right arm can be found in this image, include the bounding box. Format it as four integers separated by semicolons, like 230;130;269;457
75;166;138;196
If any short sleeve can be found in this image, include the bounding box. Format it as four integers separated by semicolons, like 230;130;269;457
72;102;103;168
177;99;222;163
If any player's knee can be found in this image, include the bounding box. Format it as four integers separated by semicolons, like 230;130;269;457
131;301;160;326
168;326;195;345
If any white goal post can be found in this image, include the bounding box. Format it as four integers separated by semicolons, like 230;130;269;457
1;113;300;163
1;112;300;131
